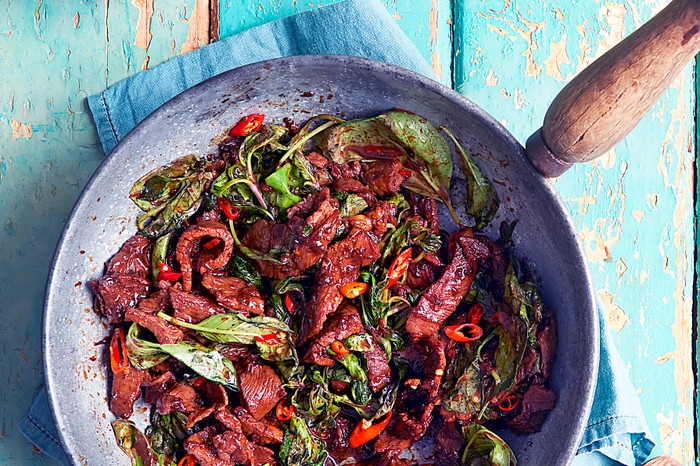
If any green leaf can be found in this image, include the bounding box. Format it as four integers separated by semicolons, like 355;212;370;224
339;193;369;218
229;254;263;288
112;420;154;466
129;155;213;238
146;412;187;458
151;232;171;284
265;163;305;212
157;312;292;344
442;127;500;230
125;323;238;389
442;359;482;416
332;352;372;405
317;118;406;164
279;416;327;466
461;424;517;466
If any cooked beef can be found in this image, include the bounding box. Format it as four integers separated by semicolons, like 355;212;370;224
91;274;150;324
238;363;286;420
365;201;398;236
212;430;250;464
201;273;265;315
170;287;225;323
125;307;184;344
406;192;439;234
110;368;149;419
328;416;352;453
250;444;278;466
375;335;445;452
432;417;465;466
330;160;362;179
306;150;329;168
156;382;199;415
361;160;408;197
184;426;226;466
231;406;284;445
406;259;435;290
176;220;234;291
143;371;176;405
183;378;230;427
405;228;489;341
505;384;556;434
105;235;152;278
538;323;556;380
300;227;381;345
303;302;364;366
365;336;392;392
242;187;343;279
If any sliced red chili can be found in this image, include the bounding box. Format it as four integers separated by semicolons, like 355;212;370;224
228;113;265;137
255;333;280;345
157;262;182;281
109;328;129;374
467;303;483;325
498;394;520;412
284;292;296;314
444;323;483;343
349;411;392;448
202;238;221;250
399;168;413;177
217;197;240;221
276;399;296;421
192;376;206;388
340;281;369;299
177;454;197;466
330;340;350;356
384;248;412;290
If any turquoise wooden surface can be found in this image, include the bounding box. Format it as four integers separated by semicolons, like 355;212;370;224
0;0;694;464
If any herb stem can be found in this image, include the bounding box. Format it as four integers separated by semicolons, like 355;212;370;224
277;120;338;167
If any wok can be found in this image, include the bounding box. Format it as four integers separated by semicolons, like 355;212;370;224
43;1;700;464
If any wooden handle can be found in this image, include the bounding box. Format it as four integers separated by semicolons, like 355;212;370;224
526;0;700;177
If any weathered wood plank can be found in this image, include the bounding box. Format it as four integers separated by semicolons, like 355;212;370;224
0;1;204;463
218;0;453;85
454;0;694;462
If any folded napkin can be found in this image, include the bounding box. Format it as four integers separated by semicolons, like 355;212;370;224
21;0;656;464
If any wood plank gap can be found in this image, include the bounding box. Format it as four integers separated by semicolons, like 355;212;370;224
209;0;220;43
450;0;464;92
694;52;700;463
448;0;456;90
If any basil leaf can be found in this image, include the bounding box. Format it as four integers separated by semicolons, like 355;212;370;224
339;193;369;217
157;312;292;344
442;127;500;230
129;155;213;238
146;412;187;458
461;424;517;466
317;118;406;164
229;254;263;288
265;163;304;212
332;352;371;405
112;420;156;466
151;232;171;284
125;323;238;389
442;359;482;416
279;416;327;466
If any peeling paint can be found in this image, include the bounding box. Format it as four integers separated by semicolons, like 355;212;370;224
543;35;570;81
9;119;32;140
181;0;210;54
73;12;80;29
632;210;644;222
486;68;499;86
599;289;630;332
429;0;443;79
132;0;154;51
616;257;627;278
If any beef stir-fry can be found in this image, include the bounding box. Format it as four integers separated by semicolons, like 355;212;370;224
90;111;556;466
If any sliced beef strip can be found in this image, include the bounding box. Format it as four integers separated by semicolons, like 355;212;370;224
170;287;225;323
156;382;199;415
230;407;284;445
361;160;409;197
538;323;557;380
105;235;152;278
250;444;278;466
405;259;436;290
184;426;227;466
505;383;557;434
242;187;343;279
405;228;489;342
303;302;364;366
405;192;439;234
363;200;398;237
238;363;286;420
375;335;445;453
201;273;265;315
306;150;329;168
330;160;362;179
186;378;230;428
143;371;176;405
110;368;150;419
432;417;465;466
212;430;250;465
176;220;234;291
299;227;380;345
365;335;392;392
125;306;185;344
91;274;150;324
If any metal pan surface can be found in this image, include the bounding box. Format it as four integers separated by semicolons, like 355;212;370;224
44;55;598;465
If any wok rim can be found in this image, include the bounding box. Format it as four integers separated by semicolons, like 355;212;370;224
43;54;599;465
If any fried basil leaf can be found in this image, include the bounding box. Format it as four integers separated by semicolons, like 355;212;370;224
229;254;263;288
442;127;499;230
279;416;327;466
129;155;213;238
146;412;187;458
461;424;517;466
125;323;238;389
339;193;369;217
443;359;482;416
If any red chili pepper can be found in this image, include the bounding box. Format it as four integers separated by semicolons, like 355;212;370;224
284;292;295;314
498;394;521;412
217;197;240;221
255;333;280;345
467;303;483;325
384;248;412;290
202;238;221;250
340;281;369;299
228;113;265;137
275;399;296;421
177;454;197;466
157;262;182;281
349;411;392;448
109;328;129;374
330;340;350;356
399;168;413;177
192;376;206;388
444;323;483;343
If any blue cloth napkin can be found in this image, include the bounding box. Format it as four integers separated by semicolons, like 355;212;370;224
21;0;656;464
